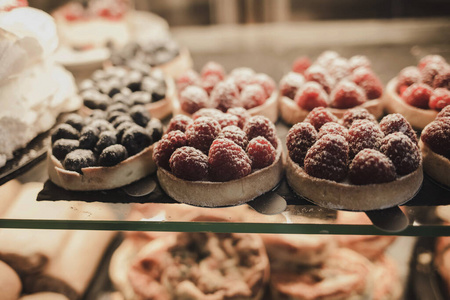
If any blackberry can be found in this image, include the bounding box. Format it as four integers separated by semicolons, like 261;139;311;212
130;91;152;105
63;149;96;173
79;126;100;150
129;105;151;127
98;144;129;167
52;139;79;161
121;125;153;155
83;90;109;110
95;131;118;153
146;118;164;142
63;113;85;132
51;124;80;143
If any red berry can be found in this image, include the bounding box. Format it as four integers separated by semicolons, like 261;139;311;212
210;80;241;112
437;105;450;119
227;107;250;129
192;108;223;120
247;137;276;170
318;122;348;139
347;119;384;157
379;113;418;144
342;107;377;128
208;138;251;182
349;149;396;185
249;73;276;98
185;117;221;153
316;51;340;67
421;63;445;86
401;83;433;109
304;65;335;94
294;81;328;111
328;57;351;81
244;116;278;148
352;67;383;100
166;115;193;133
176;70;200;92
153;130;188;170
279;72;305;99
215;113;239;129
429;88;450;111
349;55;371;71
292;56;312;74
230;67;255;91
219;125;248;150
169;146;209;181
380;132;421;176
286;122;318;165
304;134;349;182
201;61;226;80
241;84;267;109
304;107;339;130
433;67;450;89
418;55;447;70
330;81;367;109
421;118;450;158
396;66;422;93
201;74;222;95
179;85;209;114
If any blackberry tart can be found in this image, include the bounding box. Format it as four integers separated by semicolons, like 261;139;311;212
172;62;279;123
285;107;423;211
47;106;163;191
153;112;284;207
279;51;385;125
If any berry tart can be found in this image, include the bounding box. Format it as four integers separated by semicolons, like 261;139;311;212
386;54;450;129
79;65;175;120
153;113;284;207
419;106;450;187
172;62;279;123
279;51;385;125
47;105;163;191
285;107;423;211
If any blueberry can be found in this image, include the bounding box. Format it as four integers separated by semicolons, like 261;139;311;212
107;78;123;98
97;80;112;95
129;62;152;76
112;93;133;107
88;109;108;121
106;102;129;114
146;118;163;142
91;69;108;82
79;79;96;92
154;50;173;65
123;70;142;92
120;43;140;60
129;105;151;127
98;144;128;167
51;124;80;143
63;149;96;173
89;119;115;132
105;66;128;79
116;121;135;142
151;83;166;102
63;114;85;131
83;90;109;110
112;115;134;128
141;77;158;93
95;131;117;153
129;91;152;105
107;111;127;123
121;125;152;155
52;139;79;161
120;87;133;97
79;126;100;149
150;69;165;82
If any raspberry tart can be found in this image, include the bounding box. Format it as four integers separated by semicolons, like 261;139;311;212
386;54;450;129
419;106;450;187
48;104;163;191
279;51;385;125
153;113;284;207
172;62;279;123
285;107;423;211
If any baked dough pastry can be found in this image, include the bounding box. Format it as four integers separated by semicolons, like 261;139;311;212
419;141;450;187
19;293;69;300
372;255;402;300
435;236;450;297
0;260;21;300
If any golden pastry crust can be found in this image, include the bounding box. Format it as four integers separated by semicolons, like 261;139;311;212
419;140;450;187
157;140;284;207
285;155;423;211
385;78;438;130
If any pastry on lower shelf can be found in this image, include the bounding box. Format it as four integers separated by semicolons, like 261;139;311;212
385;54;449;129
153;113;284;207
372;255;402;300
0;180;21;216
173;62;279;123
419;106;450;187
19;293;69;300
279;51;384;125
435;235;450;297
285;107;423;211
0;260;21;300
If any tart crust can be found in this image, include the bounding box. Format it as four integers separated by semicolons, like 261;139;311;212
419;140;450;187
157;140;284;207
47;145;156;191
285;155;423;211
385;78;438;129
279;95;384;125
172;89;280;124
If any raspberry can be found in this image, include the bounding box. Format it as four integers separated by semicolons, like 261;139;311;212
244;115;278;148
328;57;351;81
192;108;223;120
249;73;276;98
421;119;450;157
342;107;377;128
429;88;450;111
153;130;188;170
201;61;226;80
401;83;433;109
380;132;421;175
421;63;445;86
316;51;340;67
201;74;221;95
241;84;267;109
166;115;193;133
169;146;209;181
347;120;384;157
294;81;328;111
304;107;339;130
210;80;240;112
185;117;221;153
437;105;450;119
304;65;335;94
304;134;349;182
379;114;417;145
179;85;209;114
279;72;305;99
219;125;248;149
396;66;422;93
318;122;348;139
176;70;200;91
246;137;276;170
352;67;383;100
433;67;450;89
418;55;447;70
208;138;251;182
286;122;318;165
227;107;250;129
229;67;255;91
330;81;367;109
349;149;396;185
215;113;239;129
292;56;312;74
349;55;371;71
